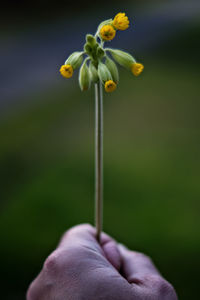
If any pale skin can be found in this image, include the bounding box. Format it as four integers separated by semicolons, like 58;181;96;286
27;224;178;300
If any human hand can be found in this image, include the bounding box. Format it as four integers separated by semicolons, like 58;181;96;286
27;224;178;300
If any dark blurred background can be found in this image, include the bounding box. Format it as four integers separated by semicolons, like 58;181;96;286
0;0;200;299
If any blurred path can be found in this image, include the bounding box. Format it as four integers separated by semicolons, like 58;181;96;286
0;0;200;112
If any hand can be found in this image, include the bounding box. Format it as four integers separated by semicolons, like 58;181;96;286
27;224;178;300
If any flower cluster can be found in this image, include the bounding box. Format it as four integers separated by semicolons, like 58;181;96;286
60;13;144;93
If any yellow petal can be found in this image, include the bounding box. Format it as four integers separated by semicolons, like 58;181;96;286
100;25;116;41
60;64;73;78
131;63;144;76
105;80;117;92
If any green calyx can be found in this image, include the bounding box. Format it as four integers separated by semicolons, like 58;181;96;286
79;60;91;91
107;49;136;69
98;62;112;84
65;51;83;69
89;61;99;83
105;56;119;84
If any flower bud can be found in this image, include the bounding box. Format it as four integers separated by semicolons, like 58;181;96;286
89;61;99;83
96;46;105;59
79;60;91;91
112;13;129;31
97;62;112;83
84;43;92;55
86;34;96;46
65;52;83;70
108;49;136;69
100;25;116;41
105;57;119;83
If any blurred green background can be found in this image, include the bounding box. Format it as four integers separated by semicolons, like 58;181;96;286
0;0;200;299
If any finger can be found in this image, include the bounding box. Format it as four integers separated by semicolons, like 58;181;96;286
101;232;121;270
118;244;160;284
58;224;121;270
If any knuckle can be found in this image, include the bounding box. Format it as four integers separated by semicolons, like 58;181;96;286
157;278;172;293
149;276;177;299
43;247;84;276
158;280;177;299
43;251;61;274
130;250;153;263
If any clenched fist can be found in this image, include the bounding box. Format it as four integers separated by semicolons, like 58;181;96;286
27;224;178;300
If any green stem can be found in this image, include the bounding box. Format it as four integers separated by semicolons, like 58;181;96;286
95;81;103;242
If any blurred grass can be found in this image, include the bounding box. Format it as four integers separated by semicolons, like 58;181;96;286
0;58;200;300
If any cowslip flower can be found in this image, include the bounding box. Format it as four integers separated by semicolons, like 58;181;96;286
105;80;117;92
131;63;144;76
107;49;143;77
97;61;117;92
112;12;129;30
100;25;116;41
59;12;144;91
60;64;73;78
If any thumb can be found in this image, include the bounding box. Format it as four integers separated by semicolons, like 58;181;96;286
59;224;121;271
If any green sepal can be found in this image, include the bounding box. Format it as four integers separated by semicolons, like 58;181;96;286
79;60;91;91
97;62;112;83
89;61;99;83
105;56;119;83
65;52;83;69
108;49;136;69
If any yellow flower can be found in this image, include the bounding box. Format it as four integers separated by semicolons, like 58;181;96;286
100;25;116;41
112;13;129;30
131;63;144;76
105;80;117;92
60;64;73;78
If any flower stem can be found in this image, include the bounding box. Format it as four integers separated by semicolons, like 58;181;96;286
95;81;103;243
